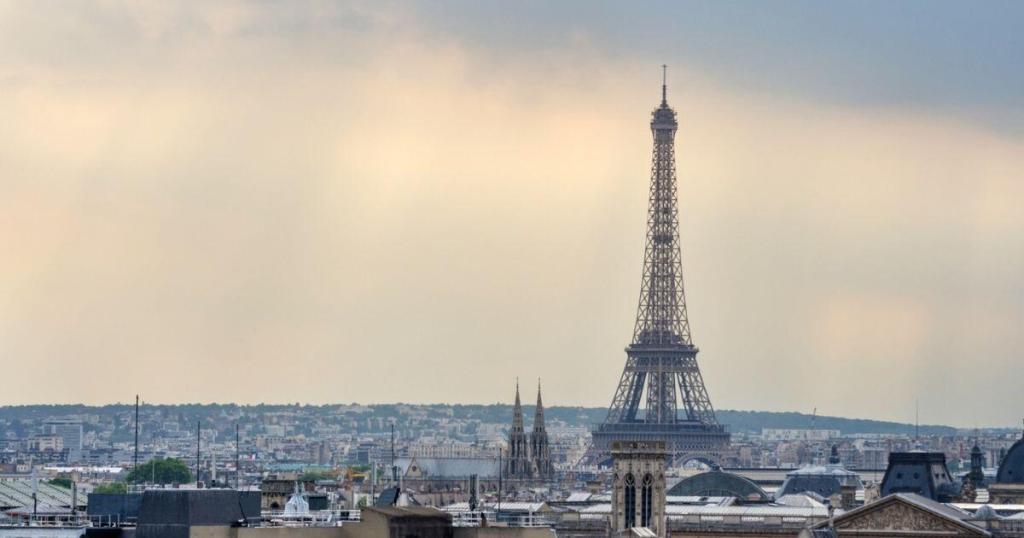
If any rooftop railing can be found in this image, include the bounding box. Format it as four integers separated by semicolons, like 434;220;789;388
259;510;360;527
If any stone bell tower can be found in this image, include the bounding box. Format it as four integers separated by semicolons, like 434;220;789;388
611;441;667;537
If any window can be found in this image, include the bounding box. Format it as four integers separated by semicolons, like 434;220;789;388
641;474;654;527
624;473;636;528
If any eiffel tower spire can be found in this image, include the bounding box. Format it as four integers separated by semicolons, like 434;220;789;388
585;69;730;466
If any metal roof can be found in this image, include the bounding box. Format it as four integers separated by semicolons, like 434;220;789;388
442;501;549;513
665;495;732;505
578;503;831;518
0;479;85;511
954;502;1024;514
668;470;768;501
395;457;500;478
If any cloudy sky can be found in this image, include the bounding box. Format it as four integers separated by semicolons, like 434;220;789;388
2;1;1022;427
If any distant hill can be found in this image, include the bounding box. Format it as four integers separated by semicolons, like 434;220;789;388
0;403;957;436
714;409;955;436
382;404;957;435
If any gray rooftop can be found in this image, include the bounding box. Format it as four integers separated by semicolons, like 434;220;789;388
0;479;85;511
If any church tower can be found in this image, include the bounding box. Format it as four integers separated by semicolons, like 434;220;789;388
530;381;554;479
506;381;533;478
611;441;667;537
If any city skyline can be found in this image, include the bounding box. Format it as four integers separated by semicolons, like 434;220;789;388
2;2;1023;427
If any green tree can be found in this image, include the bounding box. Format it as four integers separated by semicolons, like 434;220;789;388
299;470;336;481
49;477;73;489
93;482;128;494
125;457;192;485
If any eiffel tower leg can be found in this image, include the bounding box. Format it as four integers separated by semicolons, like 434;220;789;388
679;356;716;424
607;357;646;423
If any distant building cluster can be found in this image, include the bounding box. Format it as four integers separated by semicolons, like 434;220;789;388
762;428;841;442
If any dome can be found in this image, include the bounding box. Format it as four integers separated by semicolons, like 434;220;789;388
777;473;843;499
284;490;309;515
284;493;309;515
829;445;841;465
997;435;1024;484
974;504;1001;520
668;470;768;501
777;459;863;500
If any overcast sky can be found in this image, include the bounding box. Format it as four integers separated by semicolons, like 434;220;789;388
2;1;1022;427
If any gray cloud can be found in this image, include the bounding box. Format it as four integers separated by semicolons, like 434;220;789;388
412;0;1024;134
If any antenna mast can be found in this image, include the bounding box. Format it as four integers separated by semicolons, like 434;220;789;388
390;422;397;483
493;446;497;518
196;420;201;488
661;64;668;105
235;423;241;490
134;395;140;470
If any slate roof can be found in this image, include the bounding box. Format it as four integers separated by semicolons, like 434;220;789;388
775;462;862;500
366;506;451;520
578;503;831;518
396;457;500;478
375;487;401;507
776;474;844;499
667;470;768;501
881;452;960;502
775;494;827;508
442;501;550;513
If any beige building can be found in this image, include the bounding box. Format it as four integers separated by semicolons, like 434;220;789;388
26;434;64;452
805;493;996;538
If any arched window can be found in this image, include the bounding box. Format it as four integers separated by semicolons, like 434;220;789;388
641;474;654;527
624;473;636;528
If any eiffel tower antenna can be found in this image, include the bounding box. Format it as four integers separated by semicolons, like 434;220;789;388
661;65;668;105
585;69;729;466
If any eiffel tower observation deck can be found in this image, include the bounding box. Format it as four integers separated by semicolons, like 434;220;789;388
585;68;730;467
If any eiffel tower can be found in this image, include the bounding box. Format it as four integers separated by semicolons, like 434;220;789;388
585;68;730;466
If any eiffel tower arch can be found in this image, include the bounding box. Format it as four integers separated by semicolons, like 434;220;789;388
584;68;730;466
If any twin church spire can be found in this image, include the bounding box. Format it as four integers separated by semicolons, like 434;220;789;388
506;379;554;479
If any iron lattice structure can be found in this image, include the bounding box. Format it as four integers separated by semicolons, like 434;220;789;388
586;73;730;466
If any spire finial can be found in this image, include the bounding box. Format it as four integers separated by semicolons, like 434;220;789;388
661;64;667;105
